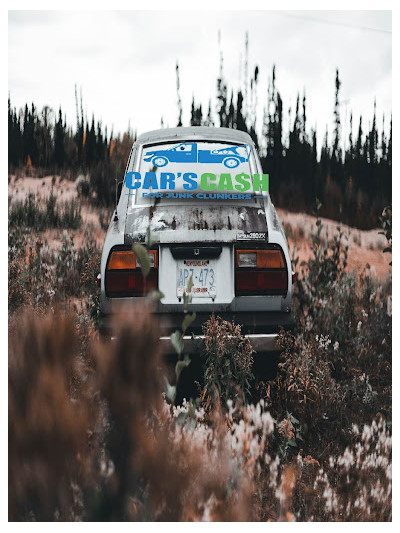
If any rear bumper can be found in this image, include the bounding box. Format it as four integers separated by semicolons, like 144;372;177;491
151;310;294;336
99;310;294;353
160;332;280;354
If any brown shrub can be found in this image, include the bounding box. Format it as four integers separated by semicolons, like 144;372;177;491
273;332;343;429
8;309;93;520
202;315;254;405
90;308;253;521
8;302;391;521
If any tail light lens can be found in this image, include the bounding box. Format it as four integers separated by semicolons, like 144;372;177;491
235;249;288;295
237;250;285;269
105;249;158;296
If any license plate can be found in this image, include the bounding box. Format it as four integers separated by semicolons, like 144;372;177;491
177;259;216;298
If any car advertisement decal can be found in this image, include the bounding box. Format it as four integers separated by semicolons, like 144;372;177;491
124;141;269;201
143;143;252;168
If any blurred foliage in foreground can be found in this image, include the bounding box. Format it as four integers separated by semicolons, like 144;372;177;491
8;207;391;521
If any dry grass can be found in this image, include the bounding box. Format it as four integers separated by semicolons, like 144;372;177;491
8;310;93;520
8;184;392;521
8;303;392;521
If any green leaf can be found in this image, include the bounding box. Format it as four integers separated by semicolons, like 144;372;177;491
185;417;197;430
187;401;196;419
175;354;191;380
182;312;196;335
148;289;164;301
288;439;297;447
187;275;194;293
183;291;192;311
175;412;187;425
132;243;150;278
171;329;184;356
175;411;196;430
164;379;176;403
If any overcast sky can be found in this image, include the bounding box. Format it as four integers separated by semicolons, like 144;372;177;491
8;10;392;150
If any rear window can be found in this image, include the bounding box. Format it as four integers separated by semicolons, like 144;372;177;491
128;140;266;205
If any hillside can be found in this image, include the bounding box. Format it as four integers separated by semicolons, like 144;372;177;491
9;174;392;279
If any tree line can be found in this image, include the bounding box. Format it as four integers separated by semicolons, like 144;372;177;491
8;51;391;229
8;87;135;206
184;49;391;229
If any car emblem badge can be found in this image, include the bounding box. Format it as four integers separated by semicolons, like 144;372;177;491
194;248;200;256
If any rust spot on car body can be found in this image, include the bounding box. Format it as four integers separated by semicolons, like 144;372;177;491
124;204;268;244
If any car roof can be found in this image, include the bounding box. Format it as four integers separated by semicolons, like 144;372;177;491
136;126;253;146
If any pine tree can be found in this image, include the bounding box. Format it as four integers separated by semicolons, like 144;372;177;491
236;91;247;132
319;126;330;200
368;100;378;165
190;97;203;126
36;106;53;168
196;104;203;126
366;100;378;196
8;97;22;167
332;68;342;163
288;95;301;176
22;103;38;166
54;107;65;168
176;62;183;126
353;116;363;192
190;96;196;126
204;100;214;127
244;31;249;119
248;66;259;146
349;112;353;156
311;127;318;198
301;93;307;142
216;31;227;127
75;84;84;166
344;112;354;187
227;92;234;129
381;114;387;162
85;116;96;167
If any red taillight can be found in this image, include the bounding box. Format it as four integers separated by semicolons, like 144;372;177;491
236;270;287;292
106;270;158;295
235;248;288;295
105;249;158;296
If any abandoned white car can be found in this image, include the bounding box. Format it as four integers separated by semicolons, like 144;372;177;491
99;126;294;357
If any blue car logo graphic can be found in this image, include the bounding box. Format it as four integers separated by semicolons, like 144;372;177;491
143;143;251;168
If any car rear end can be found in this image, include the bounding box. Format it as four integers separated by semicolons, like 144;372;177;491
99;127;294;354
